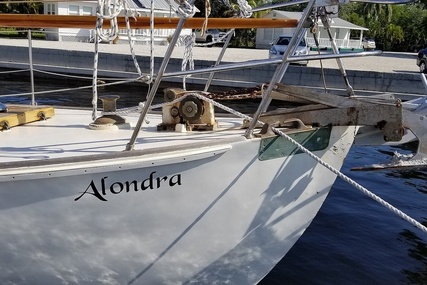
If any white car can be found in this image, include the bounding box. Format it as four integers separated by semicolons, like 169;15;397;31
194;29;226;47
268;35;309;65
362;37;376;50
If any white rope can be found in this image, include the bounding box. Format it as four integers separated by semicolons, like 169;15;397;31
200;0;211;36
96;0;122;43
92;7;101;120
176;0;196;18
92;0;151;120
149;0;155;84
88;0;426;235
271;127;427;234
237;0;253;18
124;4;143;77
102;103;145;115
92;0;124;120
181;34;195;90
149;91;427;235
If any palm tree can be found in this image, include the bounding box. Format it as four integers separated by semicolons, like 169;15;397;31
363;3;393;22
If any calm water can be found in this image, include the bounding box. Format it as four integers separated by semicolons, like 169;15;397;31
1;73;427;284
260;143;427;285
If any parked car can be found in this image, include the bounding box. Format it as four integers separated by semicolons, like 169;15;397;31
194;29;226;47
417;48;427;74
362;38;376;50
268;35;309;65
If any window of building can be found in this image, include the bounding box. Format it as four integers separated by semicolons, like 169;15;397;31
47;3;56;15
82;6;93;16
264;28;272;41
69;5;79;15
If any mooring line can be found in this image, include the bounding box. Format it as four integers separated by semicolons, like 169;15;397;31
128;90;427;234
185;92;427;234
271;127;427;234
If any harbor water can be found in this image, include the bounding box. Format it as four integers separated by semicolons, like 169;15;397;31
1;73;427;284
260;142;427;285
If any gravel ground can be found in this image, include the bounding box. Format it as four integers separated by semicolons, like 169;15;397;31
1;38;420;74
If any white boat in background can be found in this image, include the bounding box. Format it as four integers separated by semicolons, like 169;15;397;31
0;0;423;284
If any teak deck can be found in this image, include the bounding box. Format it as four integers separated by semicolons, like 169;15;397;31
0;105;55;130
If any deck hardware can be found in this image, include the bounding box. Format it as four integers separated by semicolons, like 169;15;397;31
89;95;131;130
0;120;10;130
38;111;46;120
158;92;217;132
170;106;179;118
257;119;310;137
179;96;204;121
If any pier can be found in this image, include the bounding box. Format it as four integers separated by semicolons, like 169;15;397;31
0;38;423;96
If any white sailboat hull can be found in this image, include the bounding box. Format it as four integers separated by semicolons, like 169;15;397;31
0;108;356;284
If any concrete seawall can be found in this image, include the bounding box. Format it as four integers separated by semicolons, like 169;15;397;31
0;39;424;96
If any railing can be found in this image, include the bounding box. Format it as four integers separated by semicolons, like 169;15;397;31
306;38;362;50
7;28;181;44
117;28;177;44
0;29;143;106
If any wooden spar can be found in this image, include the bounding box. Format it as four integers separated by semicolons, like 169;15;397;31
0;14;298;29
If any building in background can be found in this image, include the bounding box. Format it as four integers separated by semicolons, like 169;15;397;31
256;10;369;51
43;0;186;44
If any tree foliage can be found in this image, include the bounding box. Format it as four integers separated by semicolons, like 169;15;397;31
193;0;427;51
193;0;269;48
2;0;426;51
340;2;427;51
0;0;42;14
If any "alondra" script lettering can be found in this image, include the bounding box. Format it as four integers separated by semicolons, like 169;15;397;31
75;171;182;201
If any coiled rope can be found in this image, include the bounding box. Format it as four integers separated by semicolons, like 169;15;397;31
176;0;196;18
237;0;253;18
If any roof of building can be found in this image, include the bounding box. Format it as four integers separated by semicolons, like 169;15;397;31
131;0;180;11
267;10;368;31
127;0;200;14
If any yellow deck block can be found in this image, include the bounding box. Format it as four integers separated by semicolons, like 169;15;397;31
0;105;55;130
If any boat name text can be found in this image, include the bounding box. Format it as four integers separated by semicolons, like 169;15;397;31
75;171;182;201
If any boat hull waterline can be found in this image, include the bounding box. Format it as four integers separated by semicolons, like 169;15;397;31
0;110;356;284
